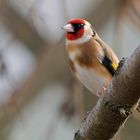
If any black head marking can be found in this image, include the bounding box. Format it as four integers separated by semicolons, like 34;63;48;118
71;23;85;32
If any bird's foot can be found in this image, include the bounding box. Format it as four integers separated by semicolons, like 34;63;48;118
115;57;127;75
97;86;107;97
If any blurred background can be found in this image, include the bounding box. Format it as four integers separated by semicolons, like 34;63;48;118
0;0;140;140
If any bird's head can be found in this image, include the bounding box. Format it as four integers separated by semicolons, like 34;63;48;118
63;18;95;44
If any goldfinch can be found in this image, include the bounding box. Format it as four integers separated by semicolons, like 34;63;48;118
63;18;119;97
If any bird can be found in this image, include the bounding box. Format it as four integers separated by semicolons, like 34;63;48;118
63;18;119;97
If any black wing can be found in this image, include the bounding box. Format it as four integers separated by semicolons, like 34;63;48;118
102;55;116;76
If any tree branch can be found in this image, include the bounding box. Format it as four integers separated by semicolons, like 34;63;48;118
74;45;140;140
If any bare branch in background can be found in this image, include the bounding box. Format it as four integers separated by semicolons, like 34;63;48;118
122;0;140;30
73;45;140;140
0;0;47;55
87;0;119;30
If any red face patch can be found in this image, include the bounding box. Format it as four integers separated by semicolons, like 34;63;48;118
66;18;85;40
67;29;84;40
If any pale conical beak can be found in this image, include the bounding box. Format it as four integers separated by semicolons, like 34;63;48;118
62;24;74;32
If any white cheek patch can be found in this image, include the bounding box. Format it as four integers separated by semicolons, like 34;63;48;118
84;20;91;26
84;21;94;36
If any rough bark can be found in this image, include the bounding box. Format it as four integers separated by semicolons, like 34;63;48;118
74;45;140;140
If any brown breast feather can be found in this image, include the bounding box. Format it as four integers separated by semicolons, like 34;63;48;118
67;39;113;80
